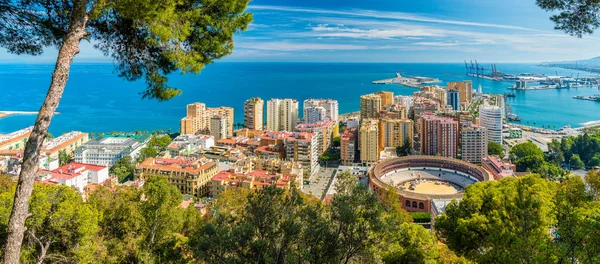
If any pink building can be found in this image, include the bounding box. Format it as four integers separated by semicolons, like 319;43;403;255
482;155;515;180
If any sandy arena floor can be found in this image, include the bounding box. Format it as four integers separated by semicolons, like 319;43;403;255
402;181;459;195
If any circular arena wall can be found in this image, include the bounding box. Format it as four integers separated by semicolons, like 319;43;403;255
368;156;491;212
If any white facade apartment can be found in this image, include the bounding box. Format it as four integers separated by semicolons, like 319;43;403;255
198;135;215;150
75;136;150;166
210;115;229;140
304;106;325;124
479;105;503;144
461;125;488;164
394;96;414;111
303;99;339;123
267;98;298;132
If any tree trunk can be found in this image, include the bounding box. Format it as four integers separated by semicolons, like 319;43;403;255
2;1;88;263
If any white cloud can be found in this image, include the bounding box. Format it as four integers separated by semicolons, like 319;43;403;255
237;41;368;51
248;5;537;31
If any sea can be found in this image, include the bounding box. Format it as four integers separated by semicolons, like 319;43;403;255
1;62;600;135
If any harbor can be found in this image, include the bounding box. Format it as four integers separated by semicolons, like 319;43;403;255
372;72;441;88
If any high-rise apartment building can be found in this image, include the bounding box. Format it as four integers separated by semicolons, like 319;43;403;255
180;102;234;136
420;113;459;158
244;97;264;130
447;81;473;104
359;119;379;164
341;128;357;165
295;120;335;154
378;104;408;120
461;125;488;164
394;95;414;111
360;94;382;120
479;105;503;144
375;91;394;107
284;132;319;176
378;118;414;151
303;99;339;123
304;106;326;124
210;115;230;140
267;99;299;132
419;86;447;107
447;89;460;111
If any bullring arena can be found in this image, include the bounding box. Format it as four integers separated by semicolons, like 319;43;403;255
368;156;491;213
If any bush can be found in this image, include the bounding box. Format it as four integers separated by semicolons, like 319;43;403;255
410;212;432;223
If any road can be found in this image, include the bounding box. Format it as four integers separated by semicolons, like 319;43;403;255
302;167;337;200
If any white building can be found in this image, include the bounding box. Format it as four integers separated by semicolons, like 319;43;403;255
304;106;326;124
346;118;360;129
210;115;229;140
461;125;488;164
394;95;414;111
303;99;339;123
75;135;150;166
267;98;299;132
198;135;215;150
479;105;503;144
36;162;109;194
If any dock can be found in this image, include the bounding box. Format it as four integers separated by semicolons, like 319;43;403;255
372;72;441;88
573;95;600;102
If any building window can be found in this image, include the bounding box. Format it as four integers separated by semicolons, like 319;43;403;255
412;201;417;208
405;200;411;207
419;202;424;209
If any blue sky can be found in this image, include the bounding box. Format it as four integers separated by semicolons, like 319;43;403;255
2;0;600;63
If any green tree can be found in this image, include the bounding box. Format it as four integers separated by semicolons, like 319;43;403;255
510;142;544;163
487;141;504;156
334;170;356;196
435;174;558;263
569;154;585;170
0;183;99;263
515;154;545;172
537;0;600;37
396;139;412;157
333;136;341;148
58;150;72;166
110;156;136;183
2;1;252;261
589;155;600;168
586;170;600;200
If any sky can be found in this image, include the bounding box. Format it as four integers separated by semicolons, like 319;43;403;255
2;0;600;63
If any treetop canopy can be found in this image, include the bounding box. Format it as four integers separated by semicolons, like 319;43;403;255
0;0;252;100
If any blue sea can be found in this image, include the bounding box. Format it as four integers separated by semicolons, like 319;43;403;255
1;62;599;135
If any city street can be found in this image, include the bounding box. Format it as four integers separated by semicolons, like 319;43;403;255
302;166;337;199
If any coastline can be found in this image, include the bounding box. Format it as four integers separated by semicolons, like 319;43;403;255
0;111;47;120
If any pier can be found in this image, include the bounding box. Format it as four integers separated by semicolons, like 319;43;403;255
372;72;441;88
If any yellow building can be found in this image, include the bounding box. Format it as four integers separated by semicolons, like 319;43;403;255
43;131;89;160
447;81;473;104
359;119;379;165
360;94;382;120
0;127;33;151
180;102;234;136
135;157;218;197
375;91;394;107
378;118;414;152
244;97;264;130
